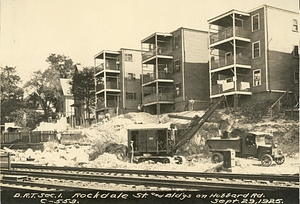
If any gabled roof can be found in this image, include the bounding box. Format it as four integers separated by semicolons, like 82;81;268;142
60;78;72;96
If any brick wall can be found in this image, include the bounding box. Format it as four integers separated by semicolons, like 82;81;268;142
250;7;267;94
268;50;299;91
184;62;209;104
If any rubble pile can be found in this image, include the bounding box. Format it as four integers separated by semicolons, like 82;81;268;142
5;143;90;167
2;109;298;174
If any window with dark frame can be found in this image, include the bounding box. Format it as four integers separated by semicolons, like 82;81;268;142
174;35;180;50
294;71;299;84
252;14;259;31
253;69;261;86
174;60;180;73
127;73;136;80
175;83;181;97
293;19;298;32
126;92;136;100
293;45;299;58
252;42;260;59
125;54;133;62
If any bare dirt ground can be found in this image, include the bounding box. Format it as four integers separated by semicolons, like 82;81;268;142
4;110;299;175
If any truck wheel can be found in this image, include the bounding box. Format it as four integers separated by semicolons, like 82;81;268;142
275;156;285;165
261;154;273;167
211;153;223;163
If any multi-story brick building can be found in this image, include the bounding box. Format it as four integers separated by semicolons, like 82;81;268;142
208;5;299;107
94;49;142;118
141;27;210;114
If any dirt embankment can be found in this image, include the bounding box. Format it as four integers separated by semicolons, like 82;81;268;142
3;110;298;174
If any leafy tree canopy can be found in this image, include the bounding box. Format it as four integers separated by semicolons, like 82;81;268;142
70;66;95;119
24;69;61;118
46;53;75;78
1;66;24;124
11;108;44;131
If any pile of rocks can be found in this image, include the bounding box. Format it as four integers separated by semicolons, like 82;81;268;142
3;142;90;167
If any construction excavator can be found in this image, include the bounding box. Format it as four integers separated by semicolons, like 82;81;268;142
127;96;226;163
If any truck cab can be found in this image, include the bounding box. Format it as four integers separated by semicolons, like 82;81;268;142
207;132;285;167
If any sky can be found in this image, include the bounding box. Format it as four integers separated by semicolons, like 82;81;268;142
0;0;298;84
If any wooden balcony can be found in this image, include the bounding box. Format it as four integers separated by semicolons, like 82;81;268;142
143;93;173;104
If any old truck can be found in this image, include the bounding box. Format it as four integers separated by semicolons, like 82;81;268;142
127;96;226;164
206;132;285;167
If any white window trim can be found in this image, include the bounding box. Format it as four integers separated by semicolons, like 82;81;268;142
174;35;179;49
125;53;133;62
174;59;180;73
292;19;298;32
252;41;260;59
175;82;181;97
251;13;260;32
253;69;261;87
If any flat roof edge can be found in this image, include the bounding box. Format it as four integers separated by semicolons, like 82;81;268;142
94;50;120;58
208;9;250;23
248;4;299;14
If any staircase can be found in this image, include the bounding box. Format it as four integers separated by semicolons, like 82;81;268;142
267;90;299;118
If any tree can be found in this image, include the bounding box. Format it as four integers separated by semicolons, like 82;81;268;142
10;108;43;130
1;66;24;124
24;70;61;119
46;53;75;78
24;54;78;120
70;66;95;122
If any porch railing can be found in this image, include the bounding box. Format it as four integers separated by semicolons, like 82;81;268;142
211;81;251;95
142;47;173;61
211;54;251;69
143;71;173;84
143;93;173;104
210;26;250;44
96;100;118;109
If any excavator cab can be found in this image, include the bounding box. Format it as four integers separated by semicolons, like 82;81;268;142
127;123;176;163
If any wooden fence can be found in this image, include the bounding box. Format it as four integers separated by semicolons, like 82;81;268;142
1;131;56;144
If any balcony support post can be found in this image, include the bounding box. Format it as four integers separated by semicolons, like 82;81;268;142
208;23;212;97
233;13;237;93
234;94;238;108
156;103;160;115
94;58;97;117
104;52;107;109
155;34;160;115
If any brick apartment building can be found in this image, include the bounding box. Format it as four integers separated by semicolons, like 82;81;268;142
208;5;299;107
141;27;210;114
94;49;142;118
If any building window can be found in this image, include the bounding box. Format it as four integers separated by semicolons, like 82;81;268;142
293;19;298;32
293;45;299;58
252;41;260;59
294;71;299;84
126;92;136;100
175;83;181;97
252;14;260;31
253;69;261;86
128;73;136;80
174;59;180;73
125;54;133;61
174;35;180;50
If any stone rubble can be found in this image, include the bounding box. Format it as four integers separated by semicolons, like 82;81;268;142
1;111;298;174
